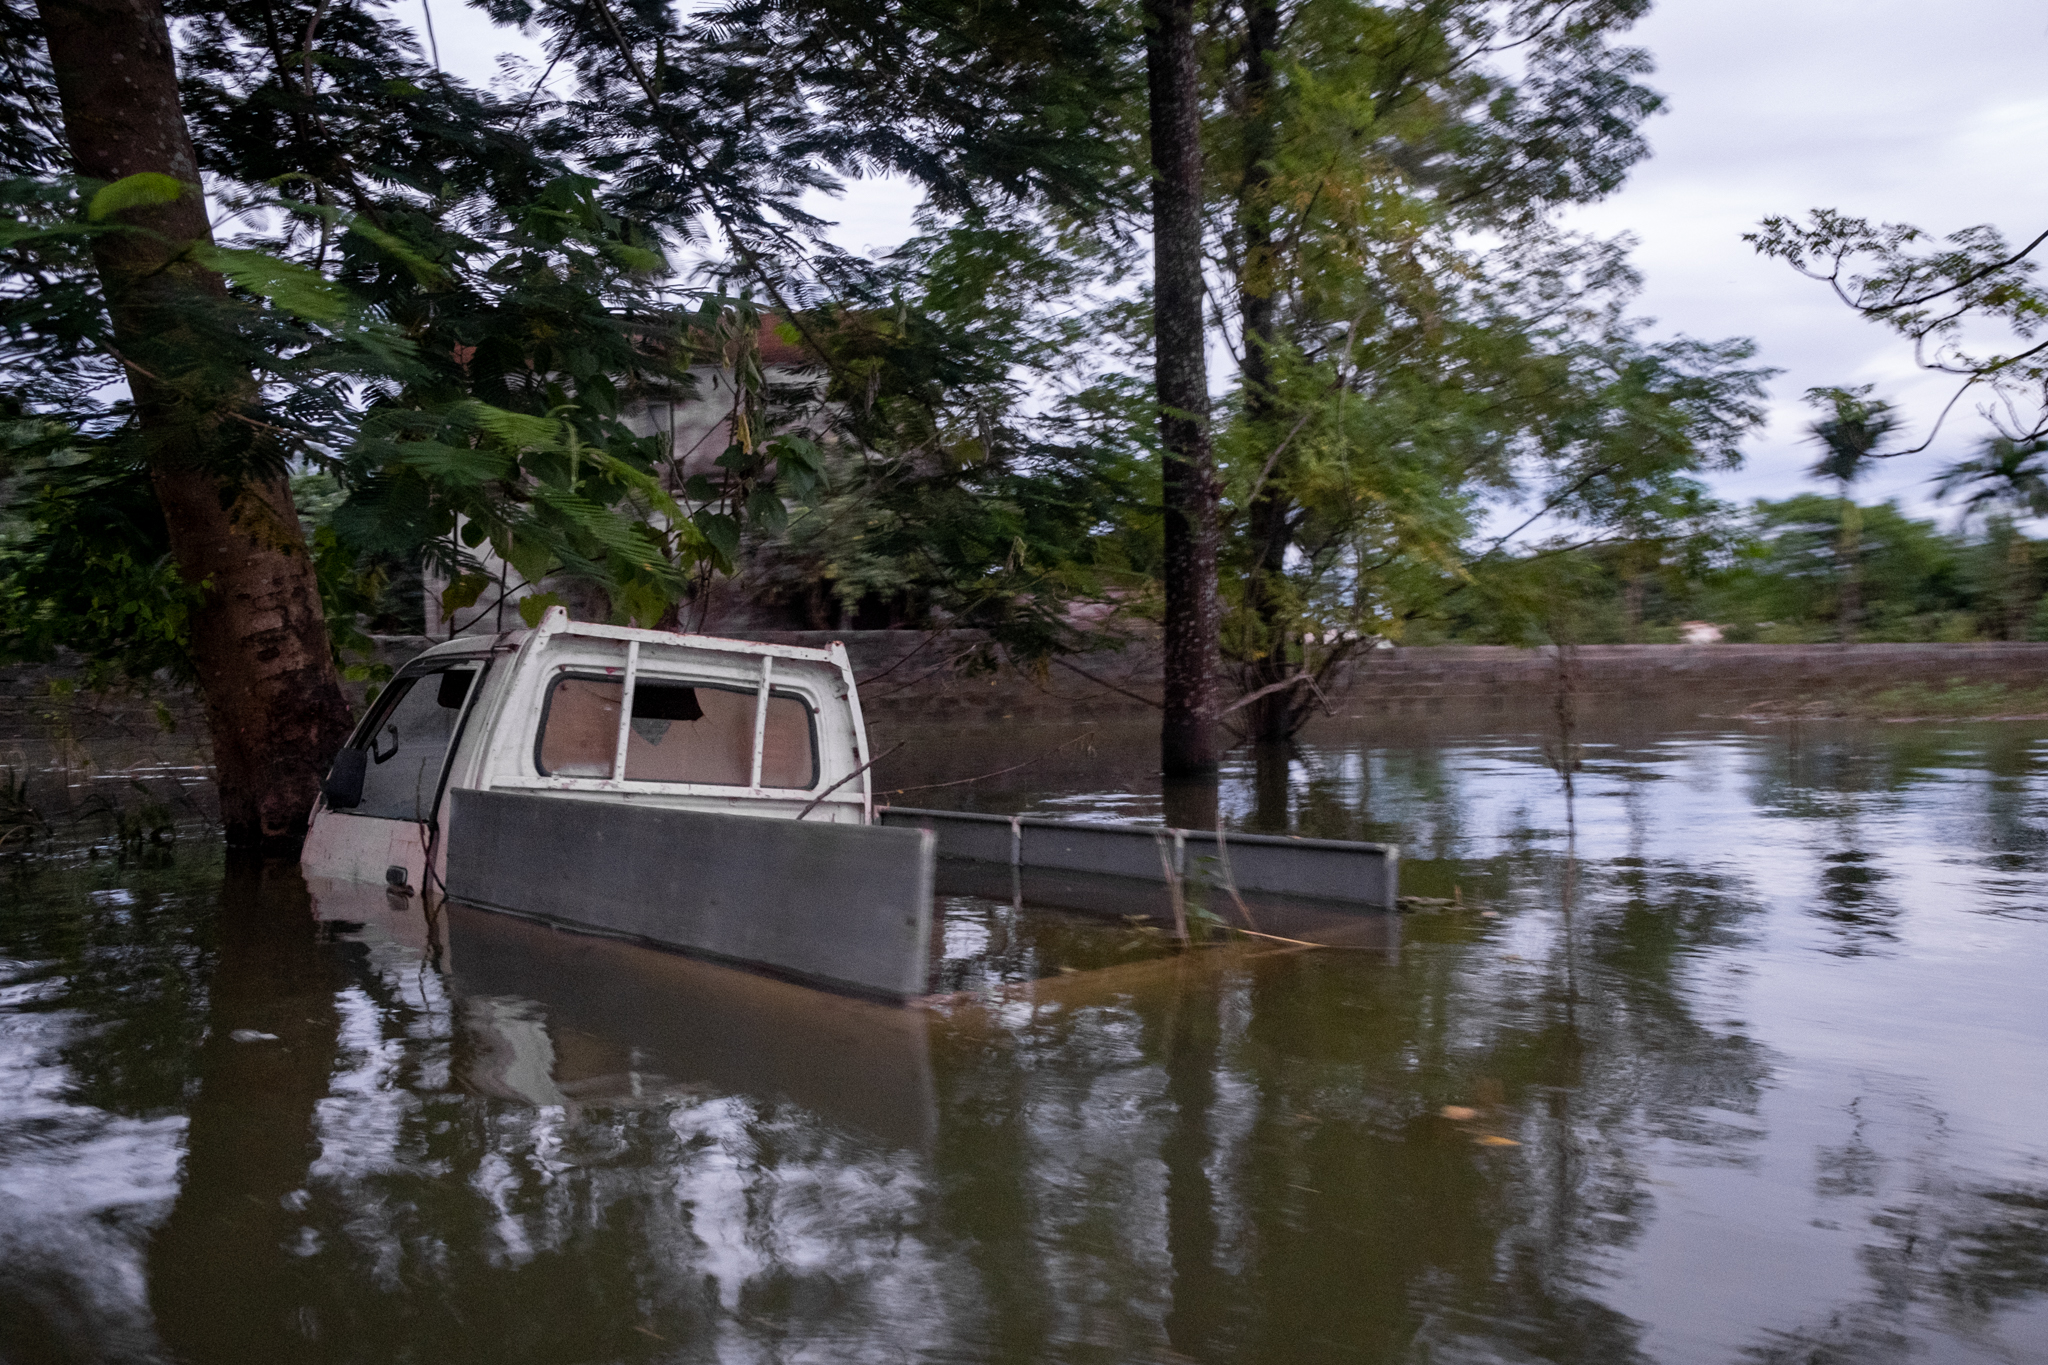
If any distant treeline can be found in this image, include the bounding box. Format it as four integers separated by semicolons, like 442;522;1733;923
1421;496;2044;646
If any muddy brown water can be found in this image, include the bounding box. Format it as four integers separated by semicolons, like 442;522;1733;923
4;715;2047;1364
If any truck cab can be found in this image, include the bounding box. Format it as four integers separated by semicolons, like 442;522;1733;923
302;606;874;892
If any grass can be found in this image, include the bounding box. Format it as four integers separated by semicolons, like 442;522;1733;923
1736;679;2048;721
1852;681;2048;719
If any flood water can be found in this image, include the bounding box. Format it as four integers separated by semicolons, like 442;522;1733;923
4;715;2047;1364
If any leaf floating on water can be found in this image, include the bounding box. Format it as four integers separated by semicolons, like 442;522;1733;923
229;1029;279;1043
1440;1105;1478;1121
1474;1135;1521;1147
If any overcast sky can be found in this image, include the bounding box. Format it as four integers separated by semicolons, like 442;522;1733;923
1559;0;2048;519
422;0;2048;522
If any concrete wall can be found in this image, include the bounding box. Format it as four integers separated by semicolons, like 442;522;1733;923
10;638;2047;776
729;635;2048;726
1313;642;2048;719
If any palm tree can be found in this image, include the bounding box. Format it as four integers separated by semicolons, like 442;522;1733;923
1937;435;2048;638
1804;386;1900;642
1937;435;2048;519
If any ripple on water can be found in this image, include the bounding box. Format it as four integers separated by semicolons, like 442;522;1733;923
0;719;2045;1363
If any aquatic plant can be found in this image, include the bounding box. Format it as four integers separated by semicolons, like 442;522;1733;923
0;767;49;855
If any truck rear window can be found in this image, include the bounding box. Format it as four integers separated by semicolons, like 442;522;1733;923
535;674;818;789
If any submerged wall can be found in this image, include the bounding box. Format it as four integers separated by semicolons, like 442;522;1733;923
1309;642;2048;720
729;635;2048;727
8;637;2047;770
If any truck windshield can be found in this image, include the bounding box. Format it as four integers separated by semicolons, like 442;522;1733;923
348;665;478;820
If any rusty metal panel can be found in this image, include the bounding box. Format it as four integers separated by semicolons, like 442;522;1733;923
447;788;935;1000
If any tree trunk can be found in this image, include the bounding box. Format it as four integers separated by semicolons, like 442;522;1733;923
1835;492;1860;644
1622;569;1645;642
1235;0;1295;744
2005;531;2033;641
1248;741;1291;832
37;0;353;848
1162;774;1219;833
1147;0;1221;776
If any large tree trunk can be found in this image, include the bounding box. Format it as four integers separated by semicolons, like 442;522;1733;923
37;0;353;848
1147;0;1221;777
1234;0;1295;743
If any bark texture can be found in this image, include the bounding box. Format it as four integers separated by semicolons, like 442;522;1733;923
38;0;353;847
1146;0;1221;776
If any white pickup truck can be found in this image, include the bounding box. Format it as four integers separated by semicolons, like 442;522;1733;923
302;605;934;998
303;606;1397;1000
303;605;876;894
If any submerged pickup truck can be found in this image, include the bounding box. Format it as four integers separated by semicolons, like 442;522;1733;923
304;605;876;892
303;606;1398;1000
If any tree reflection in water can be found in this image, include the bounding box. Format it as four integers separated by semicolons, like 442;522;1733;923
0;718;2045;1363
148;859;346;1363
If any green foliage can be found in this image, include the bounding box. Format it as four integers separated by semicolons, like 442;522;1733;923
750;435;1147;655
85;172;187;222
1720;496;1964;637
1803;384;1900;487
1938;435;2048;520
517;592;565;628
1139;0;1774;728
0;420;198;683
18;0;2033;722
697;191;1151;651
1750;209;2048;446
1366;485;2048;649
711;0;1773;685
2;0;1136;675
1480;495;2044;647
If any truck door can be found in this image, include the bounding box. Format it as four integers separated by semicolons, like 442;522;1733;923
303;660;483;887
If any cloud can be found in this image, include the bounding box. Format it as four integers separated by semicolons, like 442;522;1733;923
1559;0;2048;516
408;0;2048;522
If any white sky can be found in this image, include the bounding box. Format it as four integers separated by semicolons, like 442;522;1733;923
1557;0;2048;520
418;0;2048;522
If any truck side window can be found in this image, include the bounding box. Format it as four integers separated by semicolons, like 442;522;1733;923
348;664;479;820
535;674;818;789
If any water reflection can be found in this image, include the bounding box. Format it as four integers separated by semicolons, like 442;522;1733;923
150;861;345;1364
1;717;2046;1362
443;903;937;1149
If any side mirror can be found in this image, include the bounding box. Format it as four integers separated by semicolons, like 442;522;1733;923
323;748;367;810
